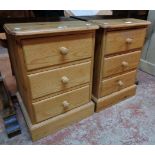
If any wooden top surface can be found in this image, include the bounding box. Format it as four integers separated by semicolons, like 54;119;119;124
89;18;151;29
4;21;99;36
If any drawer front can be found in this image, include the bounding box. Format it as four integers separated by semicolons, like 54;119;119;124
22;33;93;71
31;102;94;141
96;85;136;112
33;86;90;122
28;61;91;99
100;70;136;97
105;28;146;55
103;51;141;77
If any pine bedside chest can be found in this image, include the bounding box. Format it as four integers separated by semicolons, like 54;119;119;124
90;18;150;112
4;21;98;141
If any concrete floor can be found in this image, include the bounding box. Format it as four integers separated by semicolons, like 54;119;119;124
0;51;155;144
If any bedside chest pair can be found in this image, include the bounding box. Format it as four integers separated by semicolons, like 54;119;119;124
4;18;150;141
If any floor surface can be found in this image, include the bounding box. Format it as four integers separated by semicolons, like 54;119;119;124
0;52;155;145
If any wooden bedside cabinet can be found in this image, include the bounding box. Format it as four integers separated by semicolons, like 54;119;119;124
90;18;150;112
4;21;98;141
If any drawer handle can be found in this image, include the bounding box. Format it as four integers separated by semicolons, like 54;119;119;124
62;100;70;109
61;76;69;84
118;80;124;87
59;47;69;55
126;38;133;44
122;61;129;67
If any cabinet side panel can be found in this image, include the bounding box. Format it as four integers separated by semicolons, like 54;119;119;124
6;35;36;123
92;28;104;98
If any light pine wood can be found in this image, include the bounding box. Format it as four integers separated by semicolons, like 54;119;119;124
32;85;90;122
88;32;96;102
90;18;150;29
17;92;94;141
27;58;91;75
105;28;147;55
6;34;36;122
92;28;105;98
4;21;98;36
100;70;136;97
90;18;150;112
103;51;141;78
22;33;93;71
28;61;91;99
96;85;136;112
5;21;97;140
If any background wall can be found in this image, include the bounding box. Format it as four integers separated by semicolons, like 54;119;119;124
140;10;155;76
64;10;112;16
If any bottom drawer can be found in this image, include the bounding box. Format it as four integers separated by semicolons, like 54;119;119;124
33;85;90;123
96;85;136;112
100;70;136;97
29;102;94;141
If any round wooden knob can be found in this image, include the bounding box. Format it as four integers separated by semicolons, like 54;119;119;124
59;47;69;55
61;76;69;84
126;38;133;44
62;101;70;109
118;80;124;87
122;61;129;67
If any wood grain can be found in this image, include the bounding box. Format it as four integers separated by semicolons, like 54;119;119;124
105;28;147;55
92;28;105;98
4;21;99;36
22;33;93;71
91;18;149;112
5;21;97;139
28;61;91;99
32;85;90;123
100;70;136;97
6;34;36;122
103;51;141;78
96;85;136;112
5;28;96;124
17;92;94;141
90;18;150;29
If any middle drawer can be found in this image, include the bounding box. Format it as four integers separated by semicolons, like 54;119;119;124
28;61;91;99
102;50;141;78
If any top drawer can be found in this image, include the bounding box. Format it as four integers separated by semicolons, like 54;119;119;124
104;28;146;55
22;33;93;71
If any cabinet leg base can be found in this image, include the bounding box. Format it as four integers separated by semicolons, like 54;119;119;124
92;85;136;112
17;92;94;141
